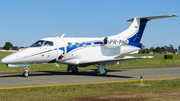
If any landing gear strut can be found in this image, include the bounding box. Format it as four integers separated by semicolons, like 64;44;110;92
67;65;78;74
23;66;29;77
98;64;107;75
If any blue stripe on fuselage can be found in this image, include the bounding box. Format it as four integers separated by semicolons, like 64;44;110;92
59;41;103;54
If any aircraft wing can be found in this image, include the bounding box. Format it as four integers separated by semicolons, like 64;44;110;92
78;56;153;67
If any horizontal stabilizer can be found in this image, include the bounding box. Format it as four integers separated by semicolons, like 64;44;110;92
127;14;178;22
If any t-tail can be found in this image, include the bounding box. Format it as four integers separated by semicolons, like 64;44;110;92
108;14;178;48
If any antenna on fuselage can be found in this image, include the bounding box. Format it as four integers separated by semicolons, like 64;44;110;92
61;33;66;38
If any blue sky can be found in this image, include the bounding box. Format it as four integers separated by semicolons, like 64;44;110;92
0;0;180;49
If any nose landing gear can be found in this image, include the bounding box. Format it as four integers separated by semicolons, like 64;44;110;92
23;66;29;77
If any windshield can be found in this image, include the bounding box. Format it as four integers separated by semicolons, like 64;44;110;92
30;40;44;47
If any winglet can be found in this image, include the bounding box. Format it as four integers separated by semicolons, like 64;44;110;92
61;33;66;38
172;13;178;17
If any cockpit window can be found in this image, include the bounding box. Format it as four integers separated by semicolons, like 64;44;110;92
30;40;54;47
44;41;53;46
30;40;44;47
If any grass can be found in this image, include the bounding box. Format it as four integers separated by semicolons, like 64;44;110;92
1;51;180;101
0;80;180;101
116;54;180;68
0;51;180;72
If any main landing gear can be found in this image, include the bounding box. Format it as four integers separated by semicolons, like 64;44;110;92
67;65;78;74
67;64;107;75
98;64;107;75
23;66;29;77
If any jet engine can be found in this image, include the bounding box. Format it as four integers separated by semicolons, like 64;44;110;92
103;37;129;48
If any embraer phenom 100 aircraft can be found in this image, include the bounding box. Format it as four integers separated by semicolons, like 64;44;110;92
1;14;178;77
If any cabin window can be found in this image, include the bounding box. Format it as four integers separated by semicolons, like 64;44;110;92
75;43;79;47
68;42;72;48
91;42;95;47
82;42;87;47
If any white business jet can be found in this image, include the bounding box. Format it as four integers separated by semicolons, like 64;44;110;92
1;14;178;77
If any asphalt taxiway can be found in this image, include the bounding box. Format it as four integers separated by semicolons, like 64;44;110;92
0;66;180;89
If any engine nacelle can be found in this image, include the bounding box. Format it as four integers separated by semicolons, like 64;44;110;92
103;37;129;48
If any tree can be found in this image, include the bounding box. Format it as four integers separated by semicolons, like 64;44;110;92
163;46;169;51
169;44;175;53
154;46;162;53
12;46;19;50
19;46;25;48
3;42;13;50
149;46;154;51
169;44;174;50
144;48;150;54
161;47;166;52
139;45;145;54
138;45;150;54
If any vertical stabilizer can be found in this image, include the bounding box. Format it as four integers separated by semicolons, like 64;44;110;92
112;14;178;48
128;19;148;43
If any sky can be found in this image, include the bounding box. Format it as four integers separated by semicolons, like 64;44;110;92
0;0;180;49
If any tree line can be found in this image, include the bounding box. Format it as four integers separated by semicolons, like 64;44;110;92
0;42;25;50
139;44;179;54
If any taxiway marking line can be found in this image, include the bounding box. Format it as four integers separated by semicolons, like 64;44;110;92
33;80;41;82
19;78;27;80
0;77;14;78
0;77;180;90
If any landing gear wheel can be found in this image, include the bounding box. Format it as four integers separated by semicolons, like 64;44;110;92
23;66;29;77
72;66;78;74
23;71;29;77
100;68;107;76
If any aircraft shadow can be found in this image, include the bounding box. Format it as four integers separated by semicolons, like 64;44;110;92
0;69;133;78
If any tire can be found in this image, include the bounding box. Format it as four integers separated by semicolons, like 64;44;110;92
23;71;29;77
100;68;107;76
72;67;78;74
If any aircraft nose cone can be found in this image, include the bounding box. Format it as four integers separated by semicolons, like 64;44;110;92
1;57;9;64
1;55;20;64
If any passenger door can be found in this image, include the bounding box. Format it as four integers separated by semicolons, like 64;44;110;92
40;41;57;63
